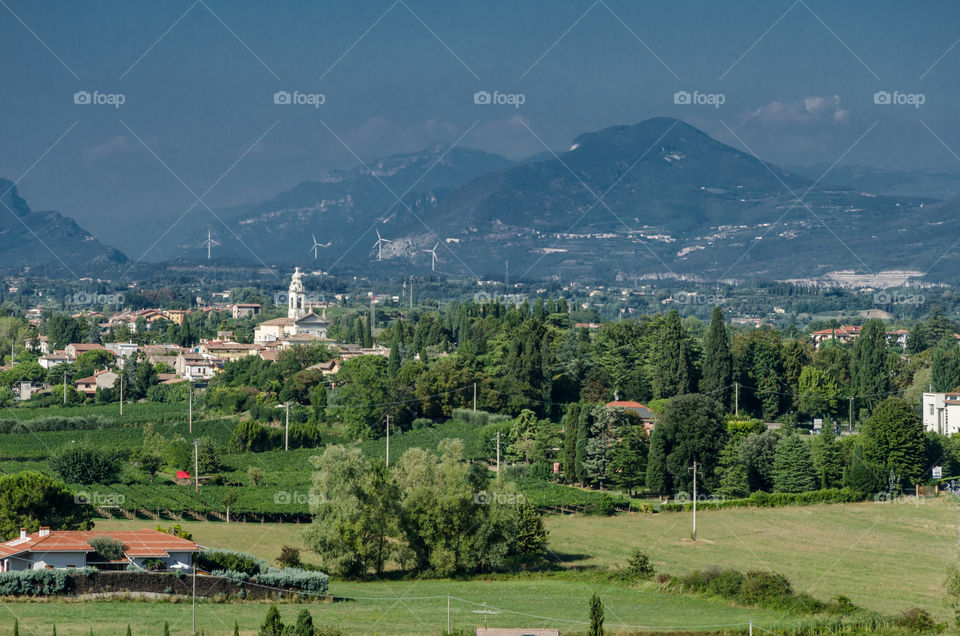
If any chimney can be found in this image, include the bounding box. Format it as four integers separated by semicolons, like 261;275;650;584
19;528;26;540
38;527;50;537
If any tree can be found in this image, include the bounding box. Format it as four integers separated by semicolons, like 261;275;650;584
332;356;390;439
514;501;548;558
304;446;399;576
797;366;842;418
945;558;960;628
583;405;615;488
645;425;671;495
850;319;891;413
651;311;695;399
0;471;92;539
589;593;604;636
932;345;960;392
716;439;750;498
658;394;728;493
294;609;313;636
810;426;844;489
575;405;590;483
606;416;648;495
562;403;581;483
700;306;733;408
738;430;780;493
49;446;122;484
259;605;284;636
861;397;927;484
772;435;818;493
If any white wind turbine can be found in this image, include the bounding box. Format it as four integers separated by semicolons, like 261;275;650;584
200;228;220;260
372;229;391;261
309;234;327;260
422;242;440;272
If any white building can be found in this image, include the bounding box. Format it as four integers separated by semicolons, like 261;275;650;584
922;392;960;436
0;528;198;572
254;268;329;345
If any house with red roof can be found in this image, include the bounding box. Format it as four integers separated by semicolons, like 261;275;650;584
606;400;656;435
0;528;198;572
809;325;862;349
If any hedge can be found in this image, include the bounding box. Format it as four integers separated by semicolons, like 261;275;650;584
254;566;329;595
659;488;869;512
0;567;97;596
196;548;267;576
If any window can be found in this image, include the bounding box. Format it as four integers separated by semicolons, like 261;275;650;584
930;403;935;415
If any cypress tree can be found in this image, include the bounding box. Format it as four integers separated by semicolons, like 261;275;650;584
575;405;590;483
294;609;313;636
14;619;19;636
562;402;581;483
652;310;694;399
126;626;131;636
163;622;170;636
589;593;604;636
700;306;732;408
234;621;239;636
850;319;890;413
772;435;818;493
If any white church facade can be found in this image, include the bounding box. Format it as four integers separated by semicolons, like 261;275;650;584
253;268;330;345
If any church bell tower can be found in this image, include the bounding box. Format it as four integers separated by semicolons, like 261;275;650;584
288;267;306;320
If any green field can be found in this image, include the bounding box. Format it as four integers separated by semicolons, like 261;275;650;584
0;579;803;636
78;496;958;633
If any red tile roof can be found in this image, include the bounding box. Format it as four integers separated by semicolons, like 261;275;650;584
0;529;197;559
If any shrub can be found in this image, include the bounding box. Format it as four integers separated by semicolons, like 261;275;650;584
622;548;655;582
254;567;329;595
706;569;743;598
0;567;96;596
88;536;124;561
277;545;303;569
196;548;267;577
740;570;792;605
211;569;248;586
894;608;941;633
586;493;615;516
411;418;433;430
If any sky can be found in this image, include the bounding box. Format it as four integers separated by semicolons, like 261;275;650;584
2;0;960;256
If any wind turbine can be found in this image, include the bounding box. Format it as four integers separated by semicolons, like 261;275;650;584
372;229;391;261
200;228;220;260
422;242;440;272
309;234;326;260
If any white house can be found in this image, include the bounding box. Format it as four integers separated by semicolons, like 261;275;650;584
38;351;70;369
0;528;198;572
105;342;139;359
922;392;960;436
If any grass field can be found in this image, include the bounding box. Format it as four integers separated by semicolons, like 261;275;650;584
83;495;959;632
0;579;798;636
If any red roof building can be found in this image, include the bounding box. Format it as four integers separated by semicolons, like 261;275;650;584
0;528;198;572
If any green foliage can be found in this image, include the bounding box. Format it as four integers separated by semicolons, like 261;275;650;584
701;306;732;408
651;310;696;399
196;548;267;577
649;393;727;493
0;471;92;539
0;567;96;596
294;609;314;636
773;435;818;494
561;402;580;483
893;608;941;633
588;593;604;636
514;501;548;557
861;397;927;484
850;319;891;413
331;356;391;439
660;487;868;512
621;548;655;582
259;605;284;636
88;535;125;560
49;445;122;484
945;559;960;627
254;567;330;594
277;545;303;569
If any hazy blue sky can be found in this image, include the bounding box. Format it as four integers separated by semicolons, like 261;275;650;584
2;0;959;249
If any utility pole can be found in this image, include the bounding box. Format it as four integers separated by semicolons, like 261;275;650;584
473;382;477;412
385;414;390;467
734;382;739;416
188;383;193;434
848;397;854;433
194;439;200;494
119;372;123;416
63;368;67;405
284;403;290;451
496;431;500;478
447;593;451;634
689;461;700;542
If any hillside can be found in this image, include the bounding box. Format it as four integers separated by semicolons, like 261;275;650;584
0;180;127;271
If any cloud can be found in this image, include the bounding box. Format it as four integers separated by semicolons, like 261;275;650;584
744;95;851;127
82;136;134;165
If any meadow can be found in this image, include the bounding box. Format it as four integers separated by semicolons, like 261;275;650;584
79;495;958;633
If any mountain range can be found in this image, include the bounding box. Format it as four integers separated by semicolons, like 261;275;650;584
4;118;960;282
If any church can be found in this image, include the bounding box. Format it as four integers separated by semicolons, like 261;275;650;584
253;268;330;345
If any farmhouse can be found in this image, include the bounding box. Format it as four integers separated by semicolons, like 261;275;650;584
606;399;656;435
0;528;198;572
74;370;119;396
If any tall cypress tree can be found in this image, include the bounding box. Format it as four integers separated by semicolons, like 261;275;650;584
575;405;590;483
652;310;694;399
562;402;581;483
700;306;732;409
850;319;890;413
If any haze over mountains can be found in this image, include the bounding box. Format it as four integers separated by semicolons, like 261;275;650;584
4;118;959;281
